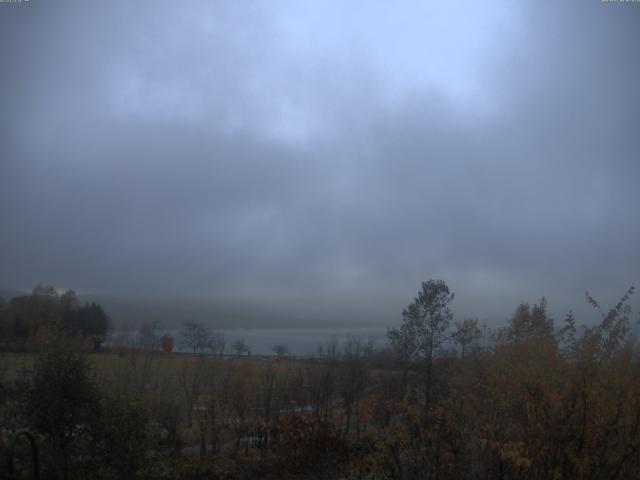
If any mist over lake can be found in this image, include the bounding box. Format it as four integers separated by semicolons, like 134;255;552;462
208;328;388;356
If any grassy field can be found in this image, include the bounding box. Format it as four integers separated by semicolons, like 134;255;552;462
0;352;35;381
1;349;308;452
1;350;296;377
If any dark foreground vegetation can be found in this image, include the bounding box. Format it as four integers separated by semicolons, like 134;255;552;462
1;280;639;479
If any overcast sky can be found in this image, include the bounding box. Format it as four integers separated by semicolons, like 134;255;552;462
1;0;639;327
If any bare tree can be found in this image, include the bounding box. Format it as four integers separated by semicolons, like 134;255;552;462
232;338;250;356
340;336;373;434
307;336;339;422
255;364;279;456
272;344;289;356
387;323;417;397
452;318;481;358
178;357;206;428
207;330;226;357
138;319;161;352
229;363;255;456
199;361;231;454
180;320;211;354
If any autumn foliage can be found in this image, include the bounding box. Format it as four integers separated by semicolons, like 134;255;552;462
161;334;175;353
366;286;640;480
1;282;639;480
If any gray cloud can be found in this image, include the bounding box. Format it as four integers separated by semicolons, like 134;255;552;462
1;0;639;326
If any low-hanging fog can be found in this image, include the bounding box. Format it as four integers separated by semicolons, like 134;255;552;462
1;0;639;328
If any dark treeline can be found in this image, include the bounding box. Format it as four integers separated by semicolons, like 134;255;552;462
1;280;639;479
0;285;109;352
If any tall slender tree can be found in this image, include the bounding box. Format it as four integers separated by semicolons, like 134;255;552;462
388;279;454;416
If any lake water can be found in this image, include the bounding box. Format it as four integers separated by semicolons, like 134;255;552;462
110;327;390;356
216;328;388;355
